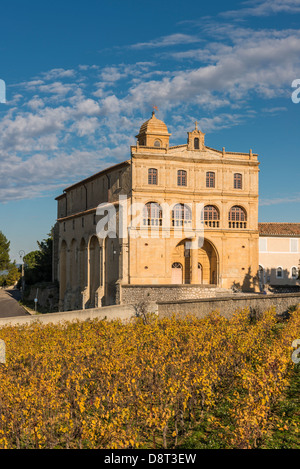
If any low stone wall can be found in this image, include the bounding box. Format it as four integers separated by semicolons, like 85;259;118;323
157;293;300;319
119;284;228;305
0;304;137;327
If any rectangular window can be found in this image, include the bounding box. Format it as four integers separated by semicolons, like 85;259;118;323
259;238;267;252
177;170;187;186
117;171;122;189
290;238;298;253
148;168;157;185
234;173;243;189
206;171;215;188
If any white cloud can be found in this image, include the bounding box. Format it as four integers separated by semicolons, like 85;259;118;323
38;81;76;96
117;28;300;112
74;98;101;116
260;194;300;206
41;68;76;80
222;0;300;17
1;22;300;204
26;96;45;110
71;116;99;136
130;33;202;49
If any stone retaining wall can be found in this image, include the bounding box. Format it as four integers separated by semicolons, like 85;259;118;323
119;284;228;305
157;293;300;319
0;304;137;327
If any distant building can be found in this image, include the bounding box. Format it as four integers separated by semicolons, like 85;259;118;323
258;223;300;288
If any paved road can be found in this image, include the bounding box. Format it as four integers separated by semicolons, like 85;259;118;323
0;288;29;318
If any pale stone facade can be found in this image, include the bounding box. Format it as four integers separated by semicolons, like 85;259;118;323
53;112;260;311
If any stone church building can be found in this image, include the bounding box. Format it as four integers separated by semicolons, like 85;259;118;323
53;112;260;311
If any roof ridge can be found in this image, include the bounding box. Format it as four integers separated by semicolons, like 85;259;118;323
259;222;300;224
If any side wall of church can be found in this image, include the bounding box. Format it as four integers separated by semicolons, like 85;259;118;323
54;163;131;311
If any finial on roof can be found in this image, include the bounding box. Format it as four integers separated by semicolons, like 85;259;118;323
195;120;198;130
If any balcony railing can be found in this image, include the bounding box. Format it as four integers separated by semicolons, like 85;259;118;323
204;220;220;228
228;221;247;229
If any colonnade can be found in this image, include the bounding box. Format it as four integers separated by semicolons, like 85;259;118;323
59;235;120;311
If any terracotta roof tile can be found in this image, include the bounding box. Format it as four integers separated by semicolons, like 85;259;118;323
259;222;300;236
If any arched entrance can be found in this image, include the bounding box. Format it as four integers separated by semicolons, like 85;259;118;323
79;238;87;292
171;262;183;284
69;239;77;289
198;239;218;285
171;238;218;285
105;235;120;306
59;240;67;302
89;236;102;307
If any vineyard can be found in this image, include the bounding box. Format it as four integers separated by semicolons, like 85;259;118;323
0;307;299;449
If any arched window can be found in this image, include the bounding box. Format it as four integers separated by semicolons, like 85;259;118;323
194;137;199;149
234;173;243;189
154;140;161;147
206;171;215;188
177;170;187;186
148;168;158;185
172;203;192;227
143;202;163;226
291;266;298;279
228;206;247;228
202;205;220;228
276;267;283;278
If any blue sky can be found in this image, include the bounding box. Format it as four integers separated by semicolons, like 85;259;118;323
1;0;300;262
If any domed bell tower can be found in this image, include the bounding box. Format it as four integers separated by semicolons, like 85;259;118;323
136;111;171;148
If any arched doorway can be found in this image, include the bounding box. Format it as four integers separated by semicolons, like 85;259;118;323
79;238;87;292
89;236;101;307
59;240;67;302
69;239;77;289
172;238;218;285
198;239;218;284
172;262;183;284
105;235;120;306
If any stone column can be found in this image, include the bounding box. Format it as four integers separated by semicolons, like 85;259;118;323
190;238;199;284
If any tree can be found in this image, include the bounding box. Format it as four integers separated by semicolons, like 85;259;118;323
23;250;40;285
5;262;21;286
0;231;10;272
35;235;52;282
23;231;53;285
